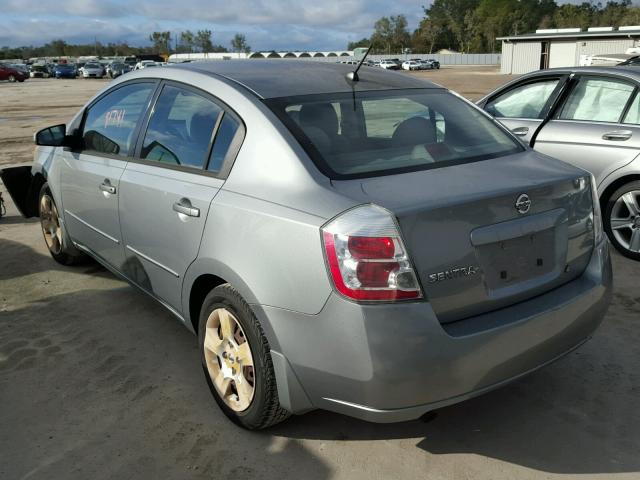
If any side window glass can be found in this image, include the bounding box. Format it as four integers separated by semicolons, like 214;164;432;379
623;93;640;124
141;85;222;169
82;83;155;156
207;114;240;173
559;78;634;123
485;79;559;119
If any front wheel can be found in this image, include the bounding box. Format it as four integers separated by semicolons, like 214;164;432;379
199;284;290;429
8;74;16;82
39;184;86;265
604;180;640;261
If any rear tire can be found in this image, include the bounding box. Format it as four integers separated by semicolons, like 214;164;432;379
198;284;290;430
603;180;640;261
8;74;16;82
38;183;86;265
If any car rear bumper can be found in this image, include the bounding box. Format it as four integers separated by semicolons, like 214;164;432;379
260;238;612;422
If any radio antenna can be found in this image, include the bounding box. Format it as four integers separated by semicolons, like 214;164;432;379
347;45;372;82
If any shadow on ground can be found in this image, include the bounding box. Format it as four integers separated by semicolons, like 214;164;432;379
0;286;332;480
0;238;107;281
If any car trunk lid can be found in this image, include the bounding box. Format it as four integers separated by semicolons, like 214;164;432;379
331;151;595;323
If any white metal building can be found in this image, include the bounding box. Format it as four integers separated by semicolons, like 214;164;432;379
498;26;640;74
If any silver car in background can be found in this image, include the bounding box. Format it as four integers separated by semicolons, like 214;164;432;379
479;66;640;260
80;62;105;78
4;61;611;430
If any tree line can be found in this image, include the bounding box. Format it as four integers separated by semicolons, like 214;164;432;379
349;0;640;54
0;30;251;60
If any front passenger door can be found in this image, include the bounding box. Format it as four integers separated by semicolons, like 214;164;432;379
60;81;157;268
482;76;564;144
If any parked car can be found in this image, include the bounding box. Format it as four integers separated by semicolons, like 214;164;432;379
46;63;57;77
80;62;105;78
29;65;49;78
106;62;131;78
478;66;640;260
379;60;400;70
53;63;77;79
402;60;422;71
426;59;441;69
407;58;426;70
134;60;157;70
0;64;28;82
6;61;611;430
9;63;30;75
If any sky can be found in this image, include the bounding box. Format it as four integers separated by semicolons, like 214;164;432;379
0;0;425;51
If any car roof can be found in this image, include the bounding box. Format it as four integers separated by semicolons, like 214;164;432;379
175;60;440;99
519;65;640;81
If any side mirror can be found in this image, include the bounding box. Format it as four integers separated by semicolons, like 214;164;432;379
35;124;67;146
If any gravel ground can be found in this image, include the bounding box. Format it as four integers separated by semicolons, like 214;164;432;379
1;67;639;480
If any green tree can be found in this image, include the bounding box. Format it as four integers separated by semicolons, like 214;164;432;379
412;16;444;53
195;29;214;52
231;33;251;54
149;31;171;54
180;31;195;53
348;37;371;50
371;15;410;54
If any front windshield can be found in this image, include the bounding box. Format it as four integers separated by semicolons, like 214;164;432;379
266;89;523;179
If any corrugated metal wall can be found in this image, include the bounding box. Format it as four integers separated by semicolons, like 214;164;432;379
365;54;501;65
501;42;513;74
501;37;640;74
549;41;578;68
576;38;635;58
274;53;501;65
510;42;542;74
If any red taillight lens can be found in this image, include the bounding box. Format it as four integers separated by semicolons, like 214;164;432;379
321;205;423;302
348;236;395;259
356;261;399;287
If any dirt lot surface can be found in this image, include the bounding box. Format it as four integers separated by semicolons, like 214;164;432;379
1;67;639;480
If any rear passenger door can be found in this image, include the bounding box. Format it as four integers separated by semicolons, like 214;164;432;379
481;75;565;144
60;81;157;268
534;75;640;184
118;82;243;313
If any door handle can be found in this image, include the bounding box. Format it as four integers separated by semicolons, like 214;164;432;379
99;180;116;194
173;199;200;218
511;126;529;136
602;130;632;141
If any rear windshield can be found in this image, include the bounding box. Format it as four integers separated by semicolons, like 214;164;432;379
266;89;523;179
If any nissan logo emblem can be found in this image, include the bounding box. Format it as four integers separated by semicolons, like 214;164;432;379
515;194;531;214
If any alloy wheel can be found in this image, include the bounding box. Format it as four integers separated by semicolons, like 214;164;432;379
610;190;640;253
203;307;255;412
39;194;63;255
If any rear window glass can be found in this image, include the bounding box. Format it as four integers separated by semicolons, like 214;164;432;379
266;89;522;179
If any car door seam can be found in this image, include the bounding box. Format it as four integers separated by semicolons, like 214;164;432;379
64;209;120;244
125;245;180;278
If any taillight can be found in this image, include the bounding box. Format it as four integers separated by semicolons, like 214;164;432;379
321;204;423;302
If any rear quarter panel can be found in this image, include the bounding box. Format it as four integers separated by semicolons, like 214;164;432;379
182;190;333;318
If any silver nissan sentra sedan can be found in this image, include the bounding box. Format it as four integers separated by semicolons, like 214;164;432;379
3;61;611;429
